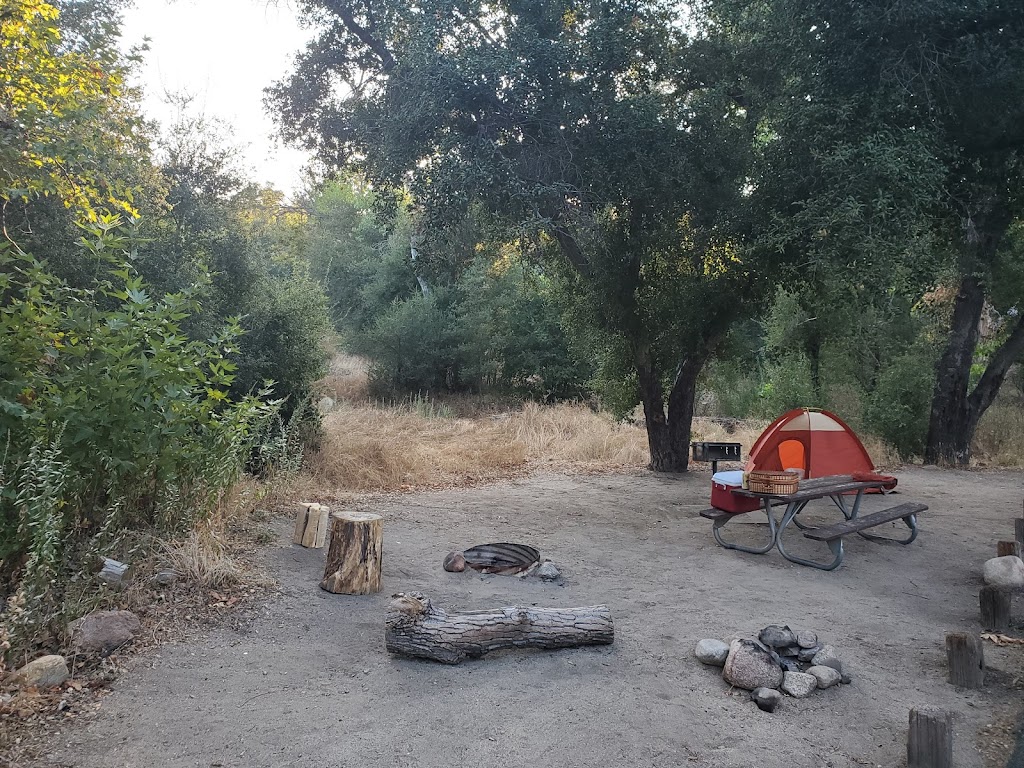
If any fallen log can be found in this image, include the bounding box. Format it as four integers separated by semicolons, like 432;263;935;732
385;592;613;664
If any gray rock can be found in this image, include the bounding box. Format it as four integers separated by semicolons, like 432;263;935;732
694;639;730;667
797;645;821;663
758;625;796;649
841;671;853;685
778;644;801;657
537;561;561;581
70;610;141;655
983;556;1024;590
782;671;818;698
149;570;179;588
722;640;784;691
96;557;128;588
316;396;335;414
807;665;842;689
815;656;844;675
10;655;69;689
750;687;782;713
811;644;840;666
796;631;818;649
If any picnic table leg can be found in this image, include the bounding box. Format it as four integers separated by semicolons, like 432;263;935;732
711;500;778;555
856;512;920;545
776;501;846;570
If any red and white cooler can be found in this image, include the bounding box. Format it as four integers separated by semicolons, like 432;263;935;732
710;470;761;513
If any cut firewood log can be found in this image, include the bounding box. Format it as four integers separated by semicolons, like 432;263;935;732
313;505;330;548
293;503;332;549
320;511;383;594
385;592;613;664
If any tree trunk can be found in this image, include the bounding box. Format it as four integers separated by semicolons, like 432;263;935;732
384;592;613;664
320;511;383;594
636;347;707;473
925;199;1020;466
924;279;1024;465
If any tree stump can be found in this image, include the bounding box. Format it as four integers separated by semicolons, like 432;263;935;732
980;586;1012;632
385;592;613;664
997;540;1020;558
945;632;984;688
320;511;383;594
293;503;331;549
907;708;953;768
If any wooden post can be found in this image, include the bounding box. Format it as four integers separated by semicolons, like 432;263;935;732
997;540;1020;558
385;592;614;664
293;503;331;549
320;511;383;594
945;632;984;688
980;586;1012;632
907;709;953;768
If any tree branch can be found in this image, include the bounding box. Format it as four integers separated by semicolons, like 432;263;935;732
326;1;396;73
968;312;1024;418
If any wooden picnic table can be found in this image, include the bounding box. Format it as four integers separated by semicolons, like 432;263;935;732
700;474;926;570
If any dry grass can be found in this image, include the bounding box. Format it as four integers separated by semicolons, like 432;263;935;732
317;352;370;402
973;400;1024;467
285;400;649;499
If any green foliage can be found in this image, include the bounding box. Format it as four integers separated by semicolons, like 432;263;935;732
864;346;939;458
0;0;148;217
354;294;460;396
0;218;281;656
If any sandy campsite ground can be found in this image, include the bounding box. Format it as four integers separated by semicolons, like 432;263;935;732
38;467;1024;768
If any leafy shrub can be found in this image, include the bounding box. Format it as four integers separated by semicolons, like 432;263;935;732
0;218;280;657
864;346;938;458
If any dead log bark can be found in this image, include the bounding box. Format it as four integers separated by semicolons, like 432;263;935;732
945;632;984;688
907;708;953;768
980;586;1012;632
997;540;1020;558
385;592;613;664
320;511;383;594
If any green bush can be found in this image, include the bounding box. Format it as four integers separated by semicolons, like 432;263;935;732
0;218;280;656
354;294;461;396
864;347;937;458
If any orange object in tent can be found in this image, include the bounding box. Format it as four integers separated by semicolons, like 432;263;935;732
744;408;874;479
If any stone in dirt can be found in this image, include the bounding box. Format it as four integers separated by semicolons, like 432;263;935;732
982;556;1024;590
694;639;730;667
807;665;842;689
443;551;466;572
536;561;561;581
782;671;817;698
796;631;818;649
811;644;840;667
149;570;178;588
722;640;784;691
758;625;796;649
797;645;821;663
750;687;782;713
10;655;69;689
815;656;844;675
778;644;801;657
70;610;141;655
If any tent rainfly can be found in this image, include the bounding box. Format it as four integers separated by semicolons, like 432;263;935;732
745;408;874;480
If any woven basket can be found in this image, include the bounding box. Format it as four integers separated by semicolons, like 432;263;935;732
747;470;800;495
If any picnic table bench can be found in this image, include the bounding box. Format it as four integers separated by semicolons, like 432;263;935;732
699;475;927;570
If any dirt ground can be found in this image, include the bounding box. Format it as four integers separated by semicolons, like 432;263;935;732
33;466;1024;768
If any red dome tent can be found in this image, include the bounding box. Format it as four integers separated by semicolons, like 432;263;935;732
744;408;874;479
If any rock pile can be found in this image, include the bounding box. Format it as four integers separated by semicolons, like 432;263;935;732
695;624;850;713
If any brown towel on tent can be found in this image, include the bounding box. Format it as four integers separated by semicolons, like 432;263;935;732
852;471;898;491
